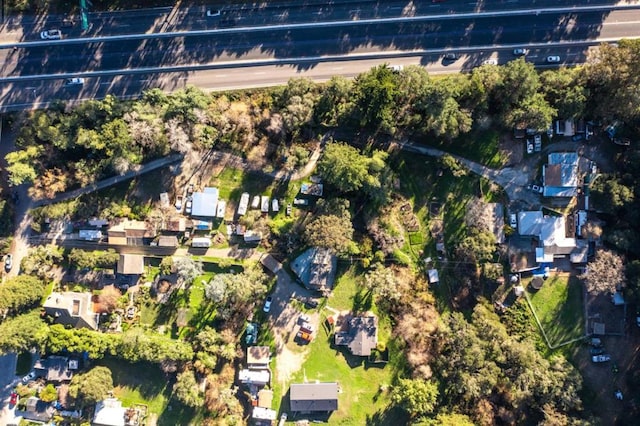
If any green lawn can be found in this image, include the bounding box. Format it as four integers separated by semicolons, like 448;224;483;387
329;265;362;311
431;129;507;168
95;357;199;426
285;323;406;424
526;273;584;346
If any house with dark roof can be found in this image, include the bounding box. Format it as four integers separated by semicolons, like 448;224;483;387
289;382;338;413
15;397;54;423
291;247;337;293
43;292;99;330
334;314;378;357
34;356;78;382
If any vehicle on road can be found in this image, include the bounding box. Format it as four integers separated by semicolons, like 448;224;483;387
510;214;517;228
443;53;458;60
65;78;84;86
513;48;527;56
546;55;561;63
10;392;18;405
40;29;62;40
592;354;611;363
22;371;36;383
263;296;272;313
4;254;12;271
482;59;498;65
206;8;221;17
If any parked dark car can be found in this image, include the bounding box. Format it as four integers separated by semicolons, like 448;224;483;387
571;134;584;142
590;347;605;356
304;298;319;309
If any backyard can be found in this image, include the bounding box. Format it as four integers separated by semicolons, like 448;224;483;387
525;272;585;347
95;357;202;426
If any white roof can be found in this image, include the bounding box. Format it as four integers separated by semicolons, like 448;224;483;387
93;398;125;426
238;193;250;216
239;369;270;385
191;187;219;217
216;200;226;219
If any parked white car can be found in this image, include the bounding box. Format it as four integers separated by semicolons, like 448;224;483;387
510;214;517;228
592;354;611;363
22;371;36;383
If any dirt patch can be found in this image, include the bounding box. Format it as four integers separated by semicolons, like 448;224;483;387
499;134;523;166
574;330;640;424
586;293;626;335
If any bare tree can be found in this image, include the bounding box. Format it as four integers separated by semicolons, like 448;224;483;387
582;248;625;294
465;197;493;233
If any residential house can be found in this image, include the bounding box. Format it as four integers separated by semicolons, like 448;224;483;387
92;398;126;426
33;356;78;382
518;211;581;263
543;153;579;198
43;292;99;330
15;397;54;423
289;382;338;413
117;254;144;275
334;314;378;357
291;247;338;293
191;187;219;217
247;346;270;370
107;219;155;245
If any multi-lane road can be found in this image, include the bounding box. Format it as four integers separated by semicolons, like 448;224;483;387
1;0;640;110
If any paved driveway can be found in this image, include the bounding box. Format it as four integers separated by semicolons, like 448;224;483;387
0;352;18;426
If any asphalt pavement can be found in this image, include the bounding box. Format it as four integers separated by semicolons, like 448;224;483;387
0;1;639;110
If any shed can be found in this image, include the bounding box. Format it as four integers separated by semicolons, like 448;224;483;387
290;382;338;413
157;235;179;248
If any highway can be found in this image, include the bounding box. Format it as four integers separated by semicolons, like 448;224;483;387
0;1;639;110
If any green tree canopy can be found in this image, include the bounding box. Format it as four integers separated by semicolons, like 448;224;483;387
391;378;439;418
173;368;204;408
317;142;388;194
0;275;47;317
353;65;399;133
303;212;355;254
69;366;113;409
0;311;48;354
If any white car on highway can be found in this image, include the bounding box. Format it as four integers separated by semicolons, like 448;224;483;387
65;78;85;86
40;29;62;40
546;55;561;63
482;59;498;66
206;8;221;17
